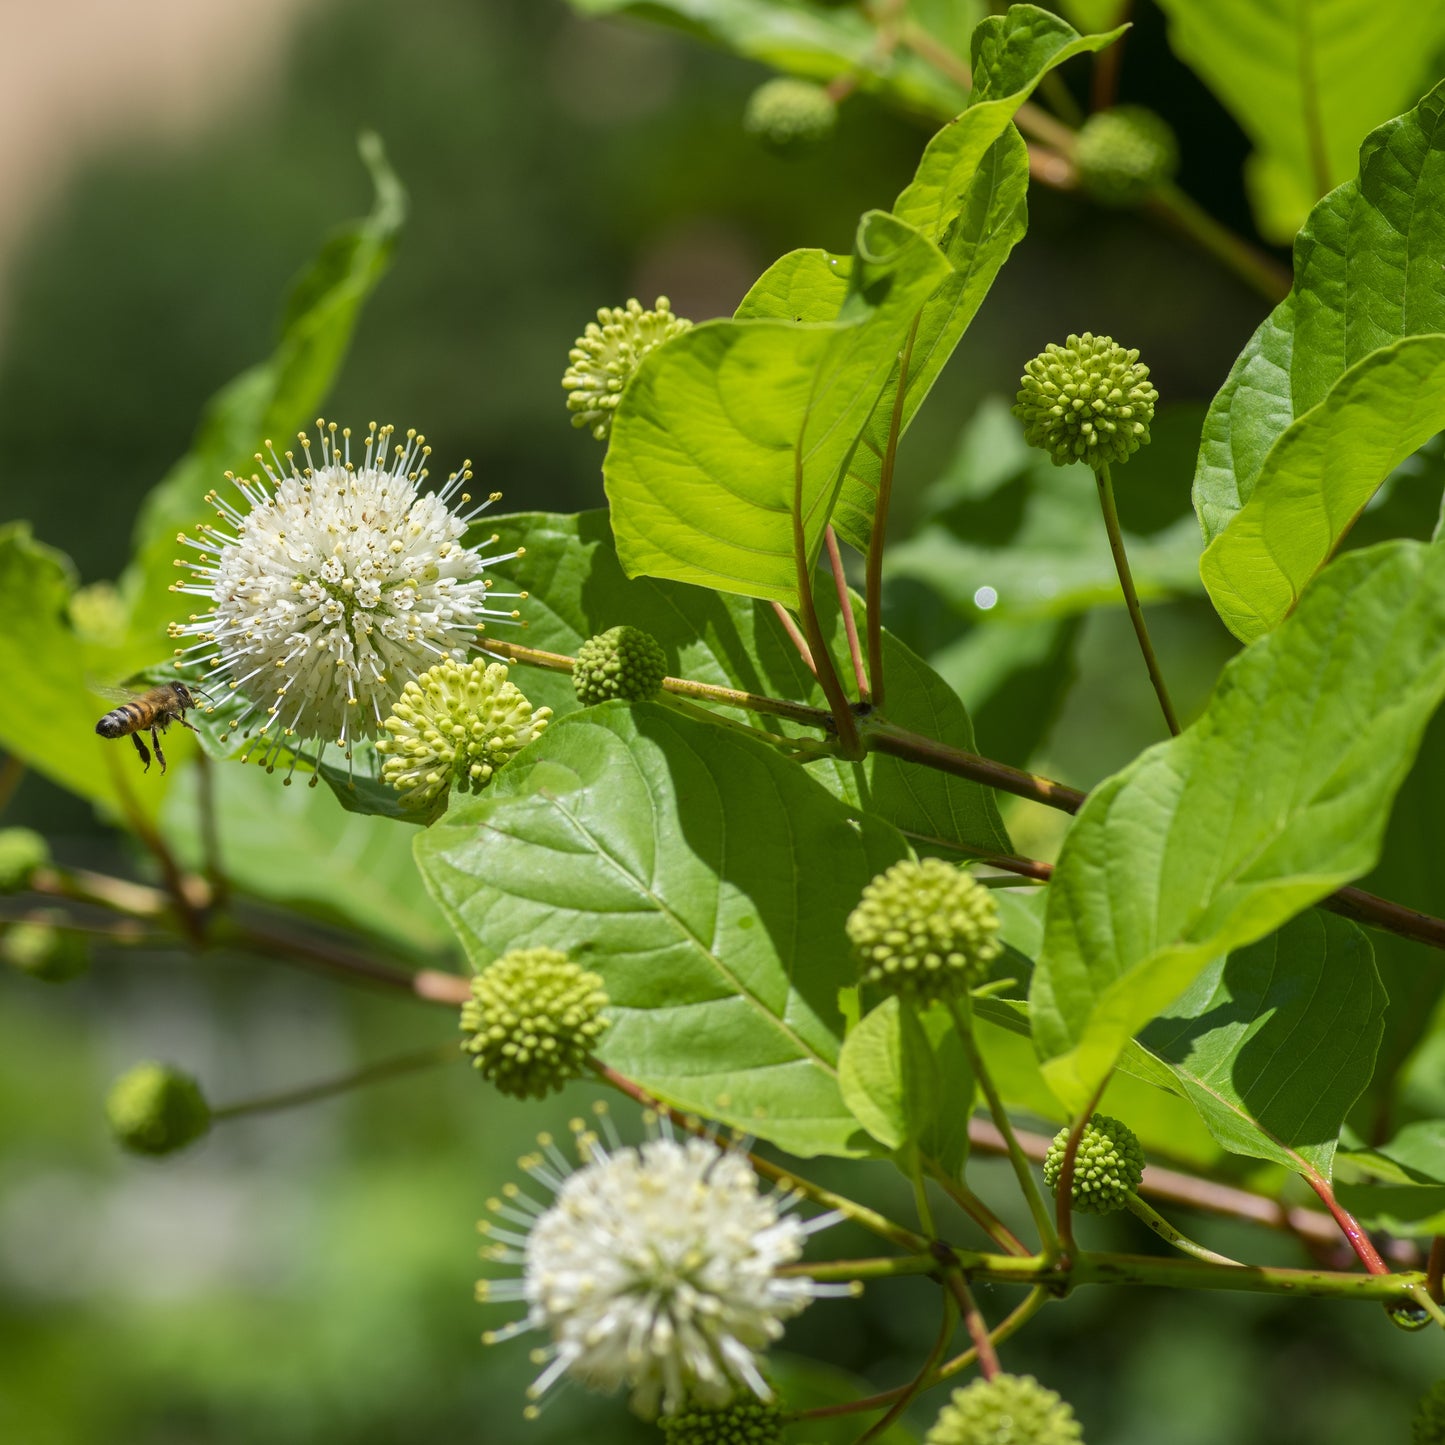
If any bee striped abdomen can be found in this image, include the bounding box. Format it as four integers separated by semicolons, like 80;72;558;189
96;704;145;738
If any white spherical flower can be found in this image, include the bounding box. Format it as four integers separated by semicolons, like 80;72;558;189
477;1128;846;1420
169;420;524;773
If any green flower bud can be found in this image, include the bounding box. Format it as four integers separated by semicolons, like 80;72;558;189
460;947;610;1098
1075;105;1179;208
377;659;551;810
926;1374;1084;1445
1413;1380;1445;1442
1014;333;1156;470
743;78;837;154
563;297;693;441
0;827;51;893
1043;1113;1144;1214
660;1399;784;1445
1;913;90;983
573;625;669;706
106;1063;211;1157
846;858;1001;1004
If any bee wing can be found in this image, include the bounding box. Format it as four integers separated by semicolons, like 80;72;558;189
91;684;147;704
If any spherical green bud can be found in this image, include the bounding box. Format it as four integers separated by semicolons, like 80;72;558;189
743;78;837;154
1075;105;1179;208
106;1063;211;1157
1;913;90;983
563;297;693;441
660;1399;784;1445
1014;333;1156;470
1043;1113;1144;1214
573;625;669;706
926;1374;1084;1445
460;947;610;1099
846;858;1001;1003
0;828;50;893
1413;1380;1445;1442
376;659;551;810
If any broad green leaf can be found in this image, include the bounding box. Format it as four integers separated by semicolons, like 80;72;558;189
1194;84;1445;626
494;509;1013;856
98;133;406;683
1030;539;1445;1110
415;703;909;1157
1155;1;1445;240
163;758;454;957
1201;334;1445;641
1137;911;1385;1181
565;0;966;117
605;209;950;607
1336;1121;1445;1237
838;997;973;1170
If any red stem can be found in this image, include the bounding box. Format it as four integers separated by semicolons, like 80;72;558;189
826;525;869;699
1304;1175;1390;1275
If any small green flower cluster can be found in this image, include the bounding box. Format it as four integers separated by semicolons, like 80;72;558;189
926;1374;1084;1445
743;78;837;153
564;297;693;441
1043;1114;1145;1214
660;1399;783;1445
574;625;669;705
1075;106;1179;207
106;1063;211;1156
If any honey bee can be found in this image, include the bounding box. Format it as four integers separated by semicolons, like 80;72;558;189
94;682;208;774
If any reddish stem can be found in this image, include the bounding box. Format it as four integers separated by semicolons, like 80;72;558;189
825;525;869;700
771;600;816;676
1304;1175;1390;1275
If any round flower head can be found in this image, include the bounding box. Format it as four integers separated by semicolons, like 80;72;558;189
376;659;551;810
478;1123;846;1419
1413;1380;1445;1442
926;1374;1084;1445
1014;334;1156;470
1043;1113;1144;1215
169;420;524;778
573;624;669;705
1075;105;1179;208
661;1399;784;1445
460;947;609;1098
563;298;692;441
0;827;50;893
1;913;89;983
743;78;837;153
106;1062;211;1157
846;858;1002;1003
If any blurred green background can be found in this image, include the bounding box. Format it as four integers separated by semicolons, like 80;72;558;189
2;1;1442;1440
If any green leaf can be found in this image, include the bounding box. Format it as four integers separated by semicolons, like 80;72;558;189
1154;0;1445;240
565;0;966;117
494;509;1012;857
1336;1121;1445;1237
605;210;950;607
1030;539;1445;1110
97;133;406;683
1194;84;1445;633
1201;334;1445;641
163;759;454;957
1137;911;1385;1181
838;997;972;1170
414;702;910;1158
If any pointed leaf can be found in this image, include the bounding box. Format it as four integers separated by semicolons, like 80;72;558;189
414;703;910;1157
1031;539;1445;1109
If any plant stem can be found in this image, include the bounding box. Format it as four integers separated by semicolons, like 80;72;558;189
926;1162;1031;1256
1428;1237;1445;1304
212;1042;458;1121
944;1273;1001;1379
1125;1193;1243;1266
826;526;870;699
1303;1174;1390;1275
1145;183;1292;301
772;601;818;676
865;313;921;711
853;1296;959;1445
946;994;1060;1254
1052;1081;1109;1256
0;753;24;816
1094;460;1180;736
1089;0;1130;112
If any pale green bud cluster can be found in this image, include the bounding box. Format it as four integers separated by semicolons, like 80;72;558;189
926;1374;1084;1445
1075;106;1179;207
106;1063;211;1156
1413;1380;1445;1442
660;1399;784;1445
377;659;552;810
563;297;693;441
743;77;837;153
460;947;610;1098
0;827;49;892
846;858;1001;1003
2;913;90;983
1014;333;1156;470
1043;1113;1145;1214
573;625;669;705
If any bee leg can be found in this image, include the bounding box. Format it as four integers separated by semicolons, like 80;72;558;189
152;728;167;775
178;716;202;736
131;733;151;772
